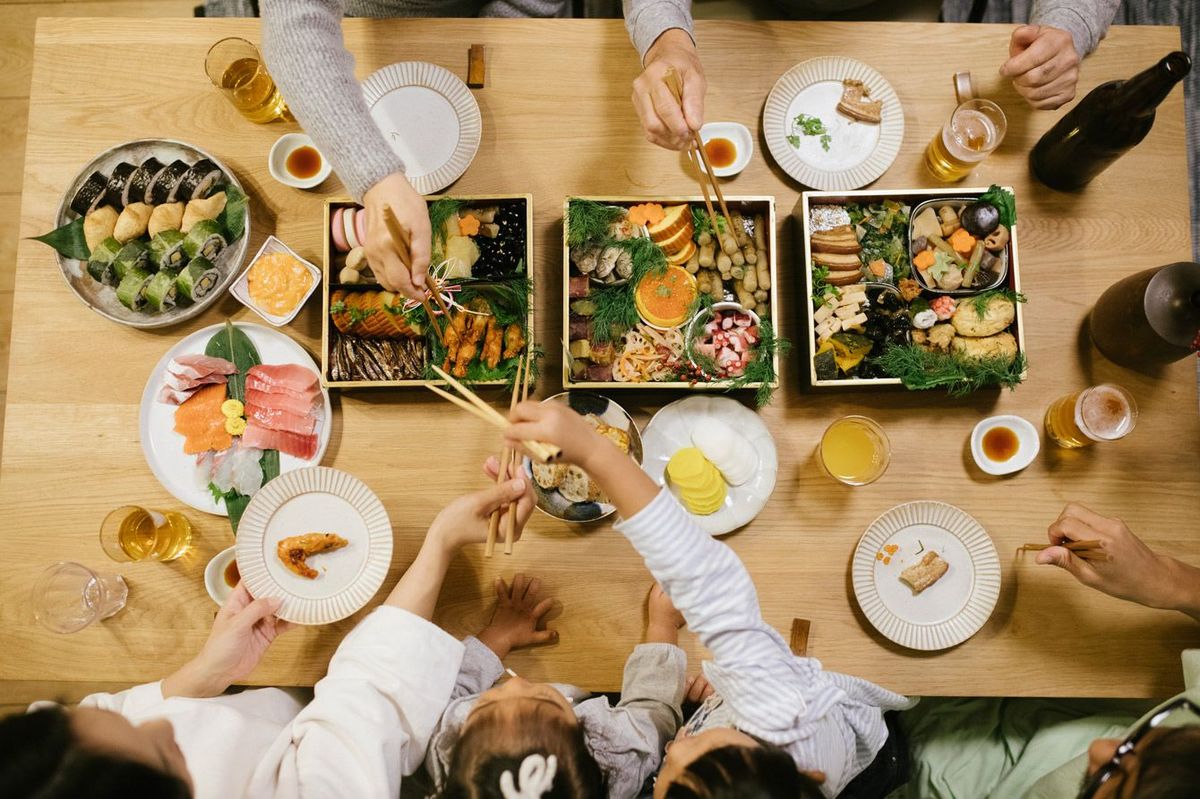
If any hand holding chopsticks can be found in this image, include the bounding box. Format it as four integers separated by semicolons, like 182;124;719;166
630;29;707;150
1019;539;1109;562
486;350;535;556
381;204;449;344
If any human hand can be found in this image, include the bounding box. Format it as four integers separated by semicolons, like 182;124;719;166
427;463;534;552
1000;25;1081;110
361;171;432;299
632;29;707;150
477;573;558;659
647;583;685;644
162;583;293;698
504;400;607;469
683;672;715;704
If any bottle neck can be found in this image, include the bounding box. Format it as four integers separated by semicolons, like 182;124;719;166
1114;51;1191;116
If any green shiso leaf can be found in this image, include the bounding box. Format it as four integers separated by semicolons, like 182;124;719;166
216;184;248;242
876;343;1027;396
32;217;90;260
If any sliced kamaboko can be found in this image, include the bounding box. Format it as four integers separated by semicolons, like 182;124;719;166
246;404;320;437
240;423;318;461
247;363;319;393
170;354;237;380
245;386;322;419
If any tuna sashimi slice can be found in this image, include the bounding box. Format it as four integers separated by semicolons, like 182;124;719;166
247;363;319;393
247;404;320;437
170;354;237;380
245;386;321;419
241;423;318;460
245;376;321;405
164;370;228;393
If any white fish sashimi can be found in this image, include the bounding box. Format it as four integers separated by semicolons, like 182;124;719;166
196;441;264;498
232;447;264;496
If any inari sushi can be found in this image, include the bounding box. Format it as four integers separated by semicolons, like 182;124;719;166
86;236;123;285
176;257;220;303
116;266;153;310
70;171;108;217
143;269;179;312
181;219;226;260
149;230;188;270
112;240;151;282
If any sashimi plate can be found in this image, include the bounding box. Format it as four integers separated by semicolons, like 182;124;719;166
139;322;332;515
640;396;777;536
237;467;393;625
852;501;1000;651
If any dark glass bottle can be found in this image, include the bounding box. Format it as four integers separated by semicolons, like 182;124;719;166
1030;51;1191;191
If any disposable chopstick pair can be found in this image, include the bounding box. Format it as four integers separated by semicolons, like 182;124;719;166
1018;539;1110;562
381;204;453;343
486;350;534;557
662;68;733;235
424;363;561;465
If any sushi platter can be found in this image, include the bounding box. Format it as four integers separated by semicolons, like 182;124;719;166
320;194;533;388
800;186;1027;393
563;197;781;401
38;139;250;328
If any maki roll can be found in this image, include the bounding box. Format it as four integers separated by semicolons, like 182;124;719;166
102;162;137;209
174;159;223;202
143;269;179;312
112;240;151;282
149;159;190;205
124;157;163;206
181;219;226;260
70;171;108;217
116;266;153;311
86;236;123;285
176;257;220;304
149;230;188;270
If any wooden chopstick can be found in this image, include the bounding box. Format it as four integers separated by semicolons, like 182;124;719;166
425;383;497;427
504;349;534;555
486;356;524;557
1018;540;1110;562
382;204;444;344
662;68;733;231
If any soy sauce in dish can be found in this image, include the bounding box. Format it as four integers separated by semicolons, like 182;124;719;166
286;146;322;179
224;559;241;588
982;426;1019;462
704;137;737;168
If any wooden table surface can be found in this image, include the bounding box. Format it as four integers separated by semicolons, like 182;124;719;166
3;18;1198;698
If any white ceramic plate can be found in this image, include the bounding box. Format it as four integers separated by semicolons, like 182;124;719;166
204;545;237;606
698;121;753;178
852;501;1000;651
971;415;1039;476
764;57;904;191
641;396;777;536
230;236;322;327
236;467;393;625
138;322;332;515
362;62;482;194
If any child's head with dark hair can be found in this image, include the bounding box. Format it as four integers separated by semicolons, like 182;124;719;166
0;706;192;798
440;677;604;799
654;728;824;799
1085;725;1200;799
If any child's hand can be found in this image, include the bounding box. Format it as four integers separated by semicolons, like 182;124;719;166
477;573;558;659
505;400;606;469
427;464;534;552
684;673;715;703
646;583;685;645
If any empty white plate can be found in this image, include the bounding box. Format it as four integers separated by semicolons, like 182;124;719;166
362;62;482;194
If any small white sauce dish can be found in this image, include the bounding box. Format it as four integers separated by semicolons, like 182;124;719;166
204;546;238;606
230;235;322;327
698;122;753;178
268;133;331;190
971;415;1040;476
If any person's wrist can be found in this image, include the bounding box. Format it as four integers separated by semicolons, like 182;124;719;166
1157;556;1200;619
645;620;679;645
646;28;694;65
477;628;512;660
163;658;227;699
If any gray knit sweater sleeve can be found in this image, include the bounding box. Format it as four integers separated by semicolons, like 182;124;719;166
261;0;406;201
1031;0;1120;58
622;0;694;62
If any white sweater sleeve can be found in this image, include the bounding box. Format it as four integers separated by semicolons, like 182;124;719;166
252;605;465;798
74;681;169;716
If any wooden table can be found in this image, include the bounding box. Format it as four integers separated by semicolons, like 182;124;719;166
3;18;1197;698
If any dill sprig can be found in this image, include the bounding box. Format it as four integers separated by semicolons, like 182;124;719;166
968;288;1026;318
590;283;640;343
620;236;668;283
876;344;1027;396
428;198;464;252
567;199;623;247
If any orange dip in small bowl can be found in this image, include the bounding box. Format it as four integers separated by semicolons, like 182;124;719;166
248;251;314;318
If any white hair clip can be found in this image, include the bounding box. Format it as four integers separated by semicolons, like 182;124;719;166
499;753;557;799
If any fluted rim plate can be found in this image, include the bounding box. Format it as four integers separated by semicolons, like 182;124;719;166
852;501;1000;651
764;57;904;190
362;62;481;194
237;467;393;625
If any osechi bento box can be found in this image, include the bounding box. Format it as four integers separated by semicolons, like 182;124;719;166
321;195;533;388
799;186;1027;393
562;197;781;399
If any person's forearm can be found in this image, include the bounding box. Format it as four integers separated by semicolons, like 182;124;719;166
623;0;695;63
1159;556;1200;623
1031;0;1120;57
384;535;455;620
581;440;661;519
162;660;227;699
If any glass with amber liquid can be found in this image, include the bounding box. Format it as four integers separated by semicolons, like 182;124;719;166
100;506;193;562
818;416;890;486
1044;384;1138;449
204;37;292;124
924;99;1007;182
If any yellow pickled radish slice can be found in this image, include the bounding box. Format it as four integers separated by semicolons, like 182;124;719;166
225;416;247;436
221;399;245;419
667;447;710;481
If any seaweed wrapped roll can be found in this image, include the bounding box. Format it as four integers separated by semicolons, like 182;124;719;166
143;269;179;312
124;157;163;206
181;219;226;260
112;240;151;282
149;230;188;270
149;159;190;205
102;162;137;209
174;159;223;202
176;257;219;304
86;236;123;285
116;267;153;311
70;171;108;217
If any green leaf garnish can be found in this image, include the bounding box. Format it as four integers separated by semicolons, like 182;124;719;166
31;217;90;260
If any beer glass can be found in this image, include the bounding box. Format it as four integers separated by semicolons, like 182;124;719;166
32;562;128;634
100;506;193;563
204;37;293;124
924;96;1008;182
818;416;890;486
1044;384;1138;448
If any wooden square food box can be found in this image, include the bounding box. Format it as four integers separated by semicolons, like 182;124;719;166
561;196;780;391
320;194;534;388
798;187;1026;389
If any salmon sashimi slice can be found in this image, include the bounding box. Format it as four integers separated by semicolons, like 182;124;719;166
173;383;232;455
170;354;237;380
245;386;321;419
247;404;320;437
241;422;318;460
247;364;319;393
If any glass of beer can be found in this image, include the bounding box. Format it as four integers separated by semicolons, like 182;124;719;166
32;562;128;634
204;37;293;124
818;416;891;486
1044;384;1138;448
924;98;1008;182
100;506;193;563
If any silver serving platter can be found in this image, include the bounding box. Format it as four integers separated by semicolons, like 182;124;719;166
53;138;251;329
